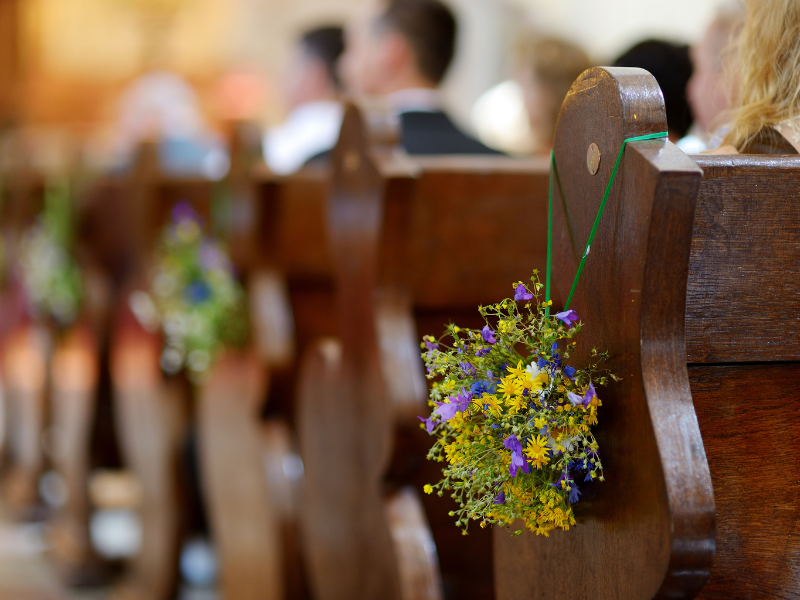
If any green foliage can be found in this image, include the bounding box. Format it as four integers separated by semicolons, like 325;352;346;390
420;273;612;536
19;178;83;327
131;203;248;382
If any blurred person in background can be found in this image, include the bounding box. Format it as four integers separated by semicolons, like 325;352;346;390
263;26;346;174
711;0;800;154
115;71;229;179
613;39;694;142
679;2;743;153
518;36;592;155
340;0;499;155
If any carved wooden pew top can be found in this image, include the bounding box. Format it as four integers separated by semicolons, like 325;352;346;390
496;65;800;600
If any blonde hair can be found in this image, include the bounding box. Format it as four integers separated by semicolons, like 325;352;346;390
723;0;800;150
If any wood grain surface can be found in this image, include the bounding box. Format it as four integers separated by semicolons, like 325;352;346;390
684;155;800;598
687;155;800;363
689;363;800;599
495;67;713;600
296;103;556;600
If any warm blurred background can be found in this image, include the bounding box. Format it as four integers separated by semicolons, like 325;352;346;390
0;0;735;598
5;0;730;161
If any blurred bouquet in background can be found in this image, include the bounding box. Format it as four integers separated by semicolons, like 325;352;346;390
18;178;84;328
130;202;248;382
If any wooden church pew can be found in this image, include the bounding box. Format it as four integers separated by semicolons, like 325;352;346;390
0;158;50;517
92;137;316;599
295;104;551;600
496;66;800;599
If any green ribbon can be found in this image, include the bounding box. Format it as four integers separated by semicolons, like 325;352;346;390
545;131;668;313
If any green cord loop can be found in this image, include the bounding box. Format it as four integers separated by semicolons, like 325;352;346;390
545;131;668;312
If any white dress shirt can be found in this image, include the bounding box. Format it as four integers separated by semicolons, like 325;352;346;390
263;100;344;175
385;88;442;114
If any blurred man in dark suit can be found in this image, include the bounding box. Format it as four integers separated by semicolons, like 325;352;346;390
340;0;499;155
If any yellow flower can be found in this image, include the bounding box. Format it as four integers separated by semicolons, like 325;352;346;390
497;376;519;401
523;435;550;469
423;484;433;494
506;361;527;380
530;372;549;390
506;394;527;414
534;416;547;430
482;393;502;416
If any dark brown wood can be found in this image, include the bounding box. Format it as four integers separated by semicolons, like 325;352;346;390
296;104;552;600
685;155;800;599
686;155;800;363
494;67;713;600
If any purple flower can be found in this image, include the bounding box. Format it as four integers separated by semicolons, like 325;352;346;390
454;389;472;412
470;379;496;396
434;389;472;422
459;361;477;376
434;402;458;421
555;309;579;327
503;434;531;477
424;339;438;351
514;284;533;301
200;241;227;272
584;471;594;482
417;416;435;434
172;201;200;224
567;391;584;406
481;325;497;344
583;383;597;407
563;366;576;378
493;489;506;505
185;279;211;304
568;482;581;504
550;470;570;490
474;347;490;357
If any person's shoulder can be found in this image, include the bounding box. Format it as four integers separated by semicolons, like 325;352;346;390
740;127;799;155
399;111;504;156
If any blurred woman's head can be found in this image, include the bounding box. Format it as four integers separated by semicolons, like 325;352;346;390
686;5;742;135
722;0;800;150
517;37;591;154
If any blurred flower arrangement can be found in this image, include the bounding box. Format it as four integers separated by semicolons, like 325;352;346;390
420;273;613;537
18;178;84;328
130;202;248;381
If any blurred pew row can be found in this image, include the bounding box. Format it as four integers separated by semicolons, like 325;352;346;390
1;66;799;600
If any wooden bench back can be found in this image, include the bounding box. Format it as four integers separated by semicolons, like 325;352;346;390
296;104;552;600
378;155;550;307
684;154;800;599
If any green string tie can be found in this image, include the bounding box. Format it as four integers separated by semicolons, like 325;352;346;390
544;131;668;313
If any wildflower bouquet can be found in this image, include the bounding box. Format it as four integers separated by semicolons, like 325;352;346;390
419;273;611;537
130;202;248;381
18;179;83;328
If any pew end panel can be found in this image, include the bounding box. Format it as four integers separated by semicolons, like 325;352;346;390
297;104;443;600
495;67;713;600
